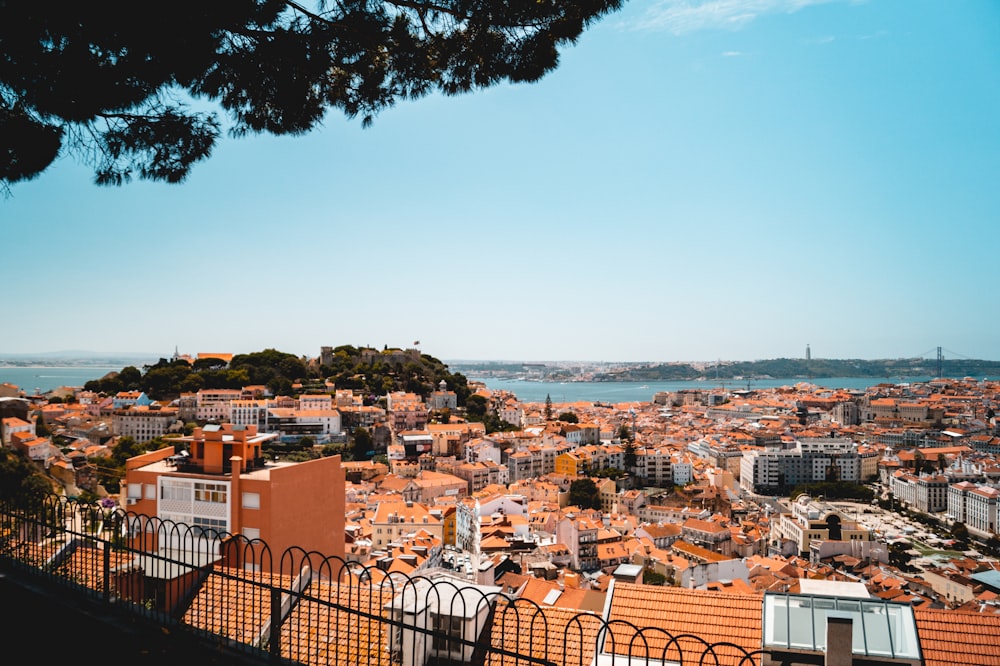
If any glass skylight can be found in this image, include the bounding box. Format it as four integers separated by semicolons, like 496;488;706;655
762;592;921;660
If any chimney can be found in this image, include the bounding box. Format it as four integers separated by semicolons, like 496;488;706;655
230;456;242;538
825;615;852;666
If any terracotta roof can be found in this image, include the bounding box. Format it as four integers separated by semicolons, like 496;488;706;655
54;545;137;593
182;566;296;646
487;600;604;666
279;580;394;665
915;607;1000;665
606;582;763;665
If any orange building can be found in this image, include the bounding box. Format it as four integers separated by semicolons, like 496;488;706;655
123;423;345;564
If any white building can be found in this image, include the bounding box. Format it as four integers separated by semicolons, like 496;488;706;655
948;481;999;537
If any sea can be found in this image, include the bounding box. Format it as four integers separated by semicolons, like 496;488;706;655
471;376;938;404
0;366;121;395
0;365;944;404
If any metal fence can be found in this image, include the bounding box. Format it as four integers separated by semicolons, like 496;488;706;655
0;494;762;666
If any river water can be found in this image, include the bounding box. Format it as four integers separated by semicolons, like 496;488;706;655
0;365;936;405
0;366;120;394
474;376;935;404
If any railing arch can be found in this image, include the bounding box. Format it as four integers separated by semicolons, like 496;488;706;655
0;493;765;666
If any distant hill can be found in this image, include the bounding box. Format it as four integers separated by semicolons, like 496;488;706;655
594;357;1000;382
448;357;1000;382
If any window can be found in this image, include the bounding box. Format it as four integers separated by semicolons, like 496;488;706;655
242;527;260;540
161;483;192;502
194;482;227;504
432;614;463;652
191;516;227;539
242;492;260;509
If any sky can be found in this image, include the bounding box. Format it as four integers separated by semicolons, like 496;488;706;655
3;0;999;364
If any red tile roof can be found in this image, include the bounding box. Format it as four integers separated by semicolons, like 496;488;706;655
488;600;604;666
915;608;1000;666
606;582;763;665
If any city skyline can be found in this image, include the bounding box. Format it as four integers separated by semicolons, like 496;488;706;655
4;0;999;363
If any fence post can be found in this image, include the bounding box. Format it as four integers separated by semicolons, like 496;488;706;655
103;545;111;603
269;586;282;660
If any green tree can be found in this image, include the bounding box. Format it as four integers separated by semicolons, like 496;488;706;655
465;394;487;419
951;521;970;544
985;534;1000;558
352;427;373;461
106;436;150;468
268;376;294;397
321;443;346;458
116;365;143;389
0;447;51;508
642;569;666;586
1;1;625;189
483;411;516;434
33;413;50;438
193;357;227;371
623;439;637;471
887;541;917;573
558;411;579;423
593;467;622;479
568;478;600;511
545;394;553;420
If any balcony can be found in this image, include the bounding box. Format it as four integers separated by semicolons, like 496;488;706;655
170;456;270;476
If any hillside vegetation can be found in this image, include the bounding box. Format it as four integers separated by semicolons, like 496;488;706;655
84;346;471;404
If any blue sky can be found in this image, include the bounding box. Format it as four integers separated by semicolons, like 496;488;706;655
3;0;999;363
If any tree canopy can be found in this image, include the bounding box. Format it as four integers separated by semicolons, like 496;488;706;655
84;344;470;404
1;1;624;189
568;478;601;510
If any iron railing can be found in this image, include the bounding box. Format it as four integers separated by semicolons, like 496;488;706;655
0;494;764;666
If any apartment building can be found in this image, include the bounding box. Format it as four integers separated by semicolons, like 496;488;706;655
9;430;51;461
454;492;528;554
339;404;386;430
370;500;443;551
681;517;733;556
112;390;151;409
451;460;503;494
772;494;873;557
555;511;601;571
1;416;34;445
947;481;999;537
634;446;673;486
561;422;600;445
265;407;342;441
430;421;485;458
111;404;179;443
123;423;346;562
195;388;242;422
740;438;861;494
891;472;949;513
687;439;745;476
554;451;589;476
